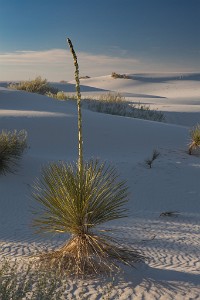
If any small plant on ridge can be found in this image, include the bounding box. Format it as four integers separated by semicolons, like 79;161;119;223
145;149;160;169
9;76;58;95
188;123;200;155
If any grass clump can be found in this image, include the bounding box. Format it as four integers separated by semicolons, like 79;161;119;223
188;123;200;155
111;72;130;79
8;76;58;95
86;92;165;122
46;90;68;101
0;258;125;299
0;258;65;299
46;91;165;122
0;130;27;175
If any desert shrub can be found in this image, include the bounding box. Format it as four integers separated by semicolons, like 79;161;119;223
55;91;67;100
85;92;165;122
8;76;58;95
46;90;67;101
145;149;160;168
188;123;200;155
111;72;130;79
0;130;27;175
32;39;142;278
32;160;142;277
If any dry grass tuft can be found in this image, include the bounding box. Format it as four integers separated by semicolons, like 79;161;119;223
0;130;27;175
8;76;58;95
188;123;200;155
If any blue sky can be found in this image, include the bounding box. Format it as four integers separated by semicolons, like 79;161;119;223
0;0;200;81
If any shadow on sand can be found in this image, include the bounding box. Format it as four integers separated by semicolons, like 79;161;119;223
122;262;200;292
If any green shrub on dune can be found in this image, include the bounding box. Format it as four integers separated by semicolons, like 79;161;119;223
8;76;58;95
188;123;200;155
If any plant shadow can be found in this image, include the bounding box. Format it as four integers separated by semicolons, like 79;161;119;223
123;262;200;291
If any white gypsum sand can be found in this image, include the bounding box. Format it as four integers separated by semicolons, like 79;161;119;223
0;73;200;299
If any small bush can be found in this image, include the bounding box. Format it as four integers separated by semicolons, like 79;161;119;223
188;123;200;155
0;130;27;175
8;76;58;95
111;72;130;79
46;91;78;101
145;149;160;168
46;91;67;101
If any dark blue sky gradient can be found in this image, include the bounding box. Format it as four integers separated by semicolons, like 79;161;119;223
0;0;200;69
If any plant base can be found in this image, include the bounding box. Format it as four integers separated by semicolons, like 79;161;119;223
37;234;143;277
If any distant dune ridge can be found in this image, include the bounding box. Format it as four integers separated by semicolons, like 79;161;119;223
0;73;200;299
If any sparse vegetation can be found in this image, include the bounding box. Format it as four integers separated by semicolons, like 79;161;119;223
46;90;67;101
111;72;130;79
145;149;160;168
8;76;58;95
47;91;165;122
0;258;66;299
85;92;165;122
0;130;27;175
188;123;200;155
0;258;123;299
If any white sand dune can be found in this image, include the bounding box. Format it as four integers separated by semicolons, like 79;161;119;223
63;72;200;126
0;74;200;299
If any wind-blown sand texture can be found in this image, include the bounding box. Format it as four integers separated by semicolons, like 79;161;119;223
0;73;200;299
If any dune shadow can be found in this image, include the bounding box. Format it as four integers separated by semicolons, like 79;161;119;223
128;73;200;83
121;92;166;99
145;265;200;285
51;82;109;93
164;110;200;127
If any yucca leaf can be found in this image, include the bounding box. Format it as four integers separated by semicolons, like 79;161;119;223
32;160;129;234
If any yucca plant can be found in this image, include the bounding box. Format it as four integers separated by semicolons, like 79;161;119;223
188;123;200;155
32;160;142;275
32;38;142;276
0;130;27;175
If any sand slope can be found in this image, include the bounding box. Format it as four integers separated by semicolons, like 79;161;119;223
0;75;200;299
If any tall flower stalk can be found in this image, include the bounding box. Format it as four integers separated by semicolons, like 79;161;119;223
67;38;83;176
